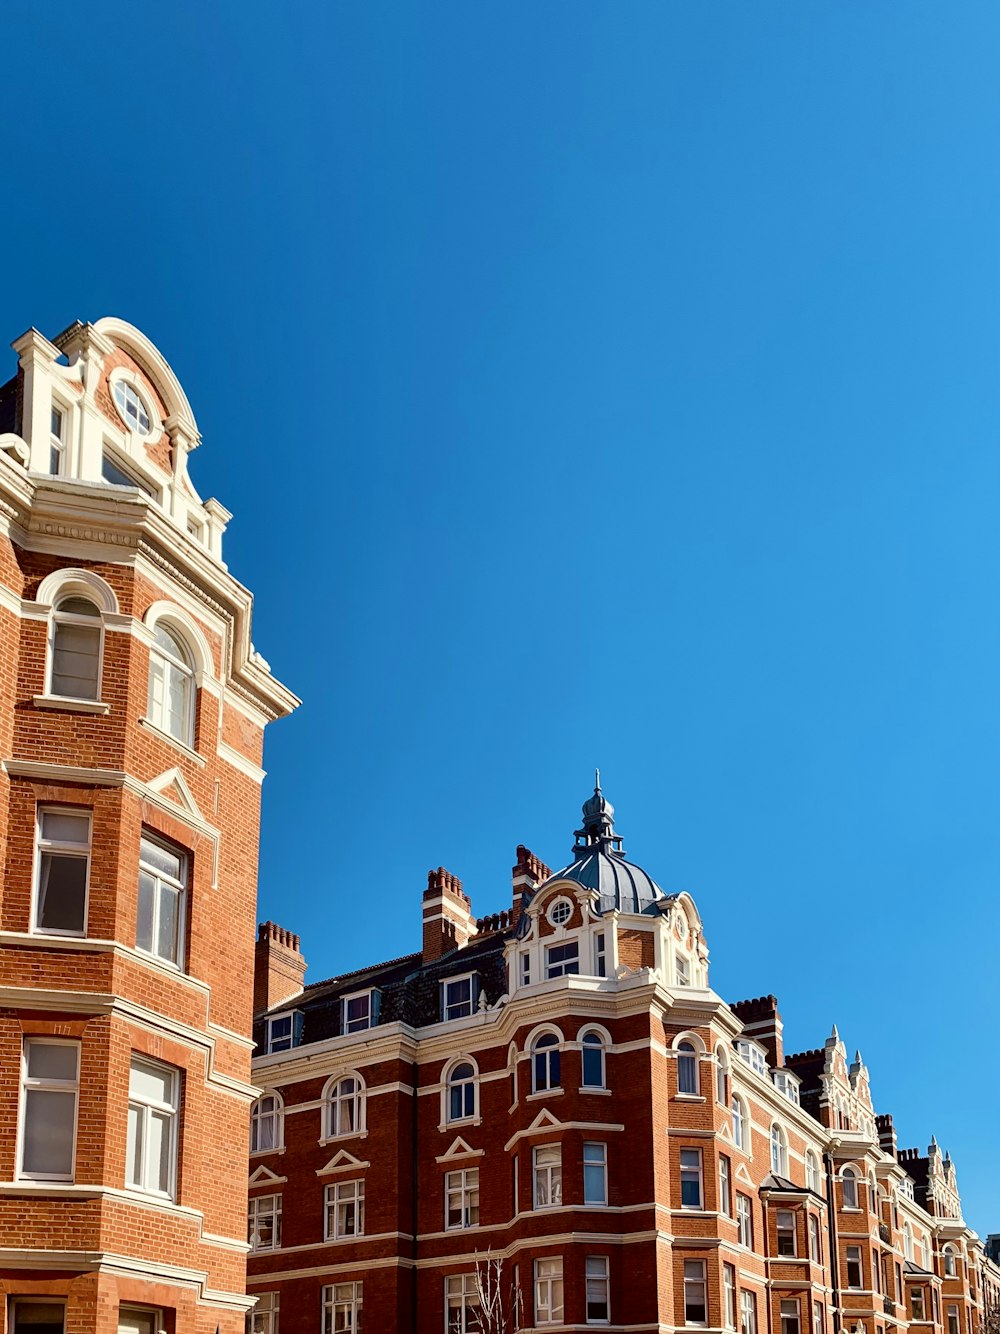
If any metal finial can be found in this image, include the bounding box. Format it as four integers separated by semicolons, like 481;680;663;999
595;767;601;791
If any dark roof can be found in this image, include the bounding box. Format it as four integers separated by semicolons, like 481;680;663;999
761;1174;805;1193
253;929;511;1052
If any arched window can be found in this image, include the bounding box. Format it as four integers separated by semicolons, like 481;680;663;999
842;1165;859;1209
732;1094;747;1151
944;1247;957;1278
921;1237;931;1271
715;1045;728;1105
325;1074;364;1139
678;1041;699;1095
580;1030;606;1089
50;595;103;700
532;1032;561;1093
770;1123;788;1177
868;1173;877;1211
806;1150;821;1194
447;1060;477;1122
903;1222;914;1261
148;623;195;744
250;1092;283;1152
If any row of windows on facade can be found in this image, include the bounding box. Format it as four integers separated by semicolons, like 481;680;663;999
249;1140;613;1253
49;398;209;543
251;1032;609;1151
44;585;199;745
248;1261;964;1334
19;1039;180;1197
249;1259;613;1334
34;815;189;967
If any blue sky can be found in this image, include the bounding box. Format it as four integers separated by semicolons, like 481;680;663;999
4;3;998;1232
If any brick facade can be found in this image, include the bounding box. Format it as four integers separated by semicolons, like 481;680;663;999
249;787;999;1334
0;319;297;1334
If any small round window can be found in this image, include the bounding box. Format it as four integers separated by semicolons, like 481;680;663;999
113;379;151;436
548;897;573;927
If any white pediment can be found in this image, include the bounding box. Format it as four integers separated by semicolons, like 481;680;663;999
736;1161;754;1186
316;1148;371;1177
249;1163;287;1187
147;766;204;820
435;1135;485;1164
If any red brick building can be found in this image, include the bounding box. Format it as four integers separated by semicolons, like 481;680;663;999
249;780;999;1333
0;320;297;1334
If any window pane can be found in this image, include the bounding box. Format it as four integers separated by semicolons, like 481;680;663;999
126;1104;142;1185
118;1311;157;1334
130;1060;173;1105
51;622;100;698
150;1110;171;1193
23;1088;75;1175
12;1303;65;1334
36;854;87;933
136;871;156;952
27;1043;78;1081
141;837;183;882
157;882;180;962
41;812;89;845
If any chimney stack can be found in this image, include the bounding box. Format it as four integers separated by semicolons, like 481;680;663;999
511;844;552;924
731;994;785;1068
876;1114;898;1159
254;921;307;1015
422;867;475;963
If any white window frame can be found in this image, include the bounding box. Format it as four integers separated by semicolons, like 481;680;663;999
33;807;91;937
583;1141;608;1206
675;953;691;986
324;1178;365;1240
442;973;476;1021
680;1147;703;1209
444;1274;481;1334
741;1290;757;1334
250;1292;279;1334
715;1045;729;1104
325;1073;365;1139
684;1259;708;1326
147;622;195;746
111;375;153;437
777;1208;797;1256
18;1038;80;1182
545;938;580;979
737;1193;753;1248
136;833;187;969
533;1143;562;1209
812;1300;824;1334
445;1167;480;1230
732;1094;747;1151
842;1165;859;1209
49;402;66;475
341;988;376;1034
846;1245;863;1289
593;930;607;977
910;1287;926;1322
770;1123;789;1176
586;1255;610;1326
250;1091;284;1153
126;1056;179;1200
248;1193;283;1252
531;1031;562;1092
781;1298;801;1334
720;1155;731;1216
677;1041;699;1095
809;1213;821;1263
48;594;104;701
723;1263;737;1330
806;1150;821;1194
535;1257;564;1326
445;1058;478;1124
580;1028;607;1089
265;1012;301;1054
547;896;574;927
322;1282;362;1333
947;1307;960;1334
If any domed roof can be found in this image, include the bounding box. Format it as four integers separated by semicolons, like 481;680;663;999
544;774;664;916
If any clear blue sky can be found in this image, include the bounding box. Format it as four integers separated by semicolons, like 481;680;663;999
5;4;998;1233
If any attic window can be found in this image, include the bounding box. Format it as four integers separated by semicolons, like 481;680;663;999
342;989;379;1034
265;1011;302;1054
113;379;151;436
736;1039;768;1077
442;974;476;1021
547;897;573;927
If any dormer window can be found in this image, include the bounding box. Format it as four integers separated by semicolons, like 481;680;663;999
442;974;476;1021
736;1040;768;1077
342;989;378;1034
113;379;151;436
773;1071;800;1105
545;940;579;979
265;1012;302;1054
547;896;574;927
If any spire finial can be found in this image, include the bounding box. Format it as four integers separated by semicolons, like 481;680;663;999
595;767;601;791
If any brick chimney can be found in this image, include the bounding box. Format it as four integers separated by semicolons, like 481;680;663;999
254;921;307;1015
876;1113;898;1159
511;844;552;925
423;867;475;963
731;994;784;1068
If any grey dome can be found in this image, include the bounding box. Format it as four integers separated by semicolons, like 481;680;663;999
543;775;664;916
